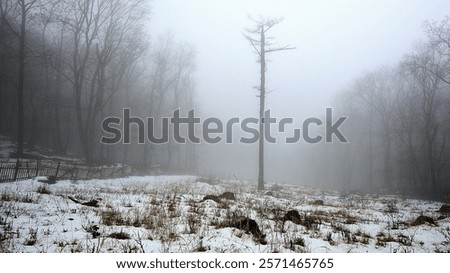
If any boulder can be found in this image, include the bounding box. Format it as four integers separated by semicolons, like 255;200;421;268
439;204;450;214
233;217;266;244
283;210;302;225
411;215;436;226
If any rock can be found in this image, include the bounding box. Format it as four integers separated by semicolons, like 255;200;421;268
311;199;324;206
81;200;99;207
201;195;221;203
291;238;305;247
68;196;99;207
283;210;302;225
219;192;235;200
201;192;235;203
38;175;57;184
439;204;450;214
411;215;436;226
233;218;266;243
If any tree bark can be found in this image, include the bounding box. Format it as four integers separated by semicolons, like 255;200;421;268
257;25;266;191
16;0;26;157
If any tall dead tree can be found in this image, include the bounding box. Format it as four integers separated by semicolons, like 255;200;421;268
244;17;295;190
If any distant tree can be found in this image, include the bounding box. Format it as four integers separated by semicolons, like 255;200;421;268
54;0;148;163
423;17;450;84
402;41;447;195
355;68;397;189
0;0;37;156
243;16;295;190
139;34;196;171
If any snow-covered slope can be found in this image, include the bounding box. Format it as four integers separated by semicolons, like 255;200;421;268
0;135;79;162
0;176;449;253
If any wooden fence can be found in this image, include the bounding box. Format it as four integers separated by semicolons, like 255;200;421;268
0;159;132;183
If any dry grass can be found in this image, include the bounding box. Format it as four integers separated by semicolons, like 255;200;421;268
0;177;449;253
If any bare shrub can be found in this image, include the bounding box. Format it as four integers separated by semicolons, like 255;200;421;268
108;230;131;240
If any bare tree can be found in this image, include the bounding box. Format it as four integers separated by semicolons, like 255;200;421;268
423;17;450;84
167;42;196;170
142;34;175;169
403;42;446;194
0;0;201;174
354;68;397;189
0;0;37;156
243;16;295;190
55;0;148;163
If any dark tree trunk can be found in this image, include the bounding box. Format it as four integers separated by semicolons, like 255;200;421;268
16;0;26;157
257;25;266;191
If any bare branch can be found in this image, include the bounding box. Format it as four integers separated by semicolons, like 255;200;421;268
0;0;20;37
266;45;296;53
242;33;261;56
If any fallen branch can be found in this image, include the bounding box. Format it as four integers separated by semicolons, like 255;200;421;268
68;196;99;207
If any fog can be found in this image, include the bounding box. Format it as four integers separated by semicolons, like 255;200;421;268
1;0;450;199
150;0;450;186
151;0;448;116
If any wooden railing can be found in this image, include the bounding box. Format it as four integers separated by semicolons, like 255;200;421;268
0;158;133;182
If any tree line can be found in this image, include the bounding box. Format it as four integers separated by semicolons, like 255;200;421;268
306;18;450;199
0;0;198;172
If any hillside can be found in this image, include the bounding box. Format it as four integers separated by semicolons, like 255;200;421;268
0;176;449;253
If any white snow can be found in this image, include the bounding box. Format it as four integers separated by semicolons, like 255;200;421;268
0;176;449;253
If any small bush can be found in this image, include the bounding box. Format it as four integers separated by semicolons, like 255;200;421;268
108;231;131;240
37;185;52;195
0;191;11;202
186;213;201;234
385;200;398;213
311;199;324;206
101;209;129;226
291;237;305;247
1;191;36;203
20;193;36;203
24;228;38;246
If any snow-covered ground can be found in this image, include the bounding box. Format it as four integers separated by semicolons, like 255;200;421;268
0;135;79;162
0;175;449;253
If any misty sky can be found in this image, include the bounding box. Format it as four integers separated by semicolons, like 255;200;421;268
149;0;450;182
150;0;450;117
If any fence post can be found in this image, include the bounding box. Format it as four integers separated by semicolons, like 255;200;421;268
71;165;77;180
25;162;30;178
13;158;19;181
86;166;90;179
55;161;61;179
35;159;40;177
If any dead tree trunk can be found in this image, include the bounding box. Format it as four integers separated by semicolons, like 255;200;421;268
244;17;295;190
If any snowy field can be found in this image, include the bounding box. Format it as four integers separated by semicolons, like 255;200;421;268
0;175;449;253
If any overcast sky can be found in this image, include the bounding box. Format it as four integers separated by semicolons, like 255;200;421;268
148;0;450;181
150;0;450;118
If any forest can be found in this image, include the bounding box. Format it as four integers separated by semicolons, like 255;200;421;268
310;20;450;199
0;0;197;171
1;0;450;200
